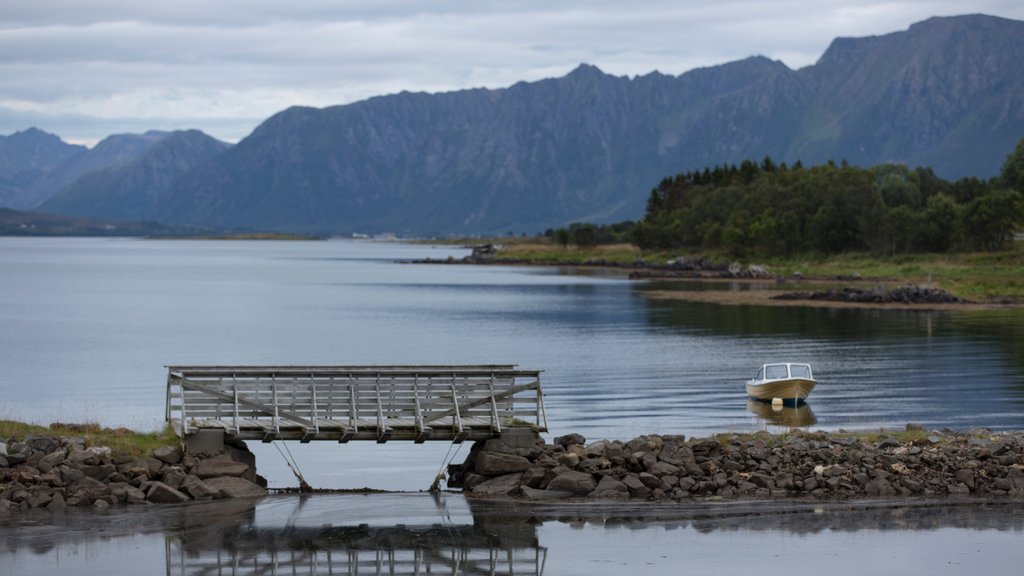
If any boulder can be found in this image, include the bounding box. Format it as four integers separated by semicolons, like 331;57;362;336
75;475;112;497
521;466;547;489
69;447;111;467
554;434;586;447
475;452;531;476
204;476;267;499
520;486;575;500
152;445;183;465
24;435;60;455
146;481;191;503
125;486;147;504
181;474;219;500
589;475;628;499
81;464;116;482
469;473;523;497
161;467;188;490
546;471;597;495
46;492;67;513
865;477;895;497
195;454;249;478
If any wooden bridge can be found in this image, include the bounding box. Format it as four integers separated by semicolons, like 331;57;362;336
165;365;547;444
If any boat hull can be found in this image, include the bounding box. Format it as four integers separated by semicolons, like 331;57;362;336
746;378;816;403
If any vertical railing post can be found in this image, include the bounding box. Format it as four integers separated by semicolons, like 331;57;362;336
412;374;425;437
272;376;280;434
450;374;463;436
310;374;319;435
230;375;240;433
488;373;501;433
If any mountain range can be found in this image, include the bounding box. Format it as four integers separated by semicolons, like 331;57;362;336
1;13;1023;236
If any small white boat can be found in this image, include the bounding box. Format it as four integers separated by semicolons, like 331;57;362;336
746;363;816;405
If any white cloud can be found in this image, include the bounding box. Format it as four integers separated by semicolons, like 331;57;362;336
1;1;1022;144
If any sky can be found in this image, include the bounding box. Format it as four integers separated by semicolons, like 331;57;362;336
2;1;1023;147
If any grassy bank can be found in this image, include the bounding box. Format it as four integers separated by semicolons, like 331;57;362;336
480;240;1024;302
0;420;176;459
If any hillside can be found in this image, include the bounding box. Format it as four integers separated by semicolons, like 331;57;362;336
0;129;85;209
7;14;1024;237
154;14;1024;235
39;130;230;221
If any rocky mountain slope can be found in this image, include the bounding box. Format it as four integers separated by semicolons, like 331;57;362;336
39;130;230;221
5;14;1023;236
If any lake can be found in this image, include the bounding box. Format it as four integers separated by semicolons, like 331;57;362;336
2;237;1024;575
2;236;1024;489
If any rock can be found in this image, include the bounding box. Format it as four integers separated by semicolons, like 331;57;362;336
69;447;111;466
865;477;895;497
556;452;580;468
81;464;116;482
546;471;597;495
161;467;188;490
60;466;85;485
152;445;183;465
475;452;532;476
520;486;575;500
125;486;147;504
638;472;668;491
129;456;165;478
75;475;112;497
469;473;523;497
94;499;111;512
948;483;971;495
955;469;976;490
146;481;192;503
495;429;542;451
647;461;680;476
622;474;651;498
0;455;7;468
584;441;609;458
204;476;268;499
589;475;628;499
181;475;219;500
195;454;249;478
24;435;60;455
554;434;586;447
46;492;66;513
521;466;547;489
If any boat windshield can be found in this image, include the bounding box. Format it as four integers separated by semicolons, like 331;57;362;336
765;365;789;379
790;364;812;379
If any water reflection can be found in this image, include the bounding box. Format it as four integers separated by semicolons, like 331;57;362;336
3;494;1024;576
746;399;818;427
167;495;544;576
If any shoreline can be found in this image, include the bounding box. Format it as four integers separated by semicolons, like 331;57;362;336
640;287;1023;311
415;250;1023;310
453;427;1024;503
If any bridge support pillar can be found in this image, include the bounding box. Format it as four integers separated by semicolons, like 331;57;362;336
184;429;225;453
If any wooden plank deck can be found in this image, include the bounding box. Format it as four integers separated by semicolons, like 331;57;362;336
166;365;547;443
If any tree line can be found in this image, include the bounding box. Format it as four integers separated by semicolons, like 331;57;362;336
546;138;1024;256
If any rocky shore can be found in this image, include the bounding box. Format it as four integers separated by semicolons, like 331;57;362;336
771;285;970;305
452;428;1024;501
0;434;266;515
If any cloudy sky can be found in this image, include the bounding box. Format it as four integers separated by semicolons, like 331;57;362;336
3;1;1023;146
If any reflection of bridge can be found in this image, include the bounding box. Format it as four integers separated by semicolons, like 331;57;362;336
165;496;546;576
166;365;546;444
166;525;547;576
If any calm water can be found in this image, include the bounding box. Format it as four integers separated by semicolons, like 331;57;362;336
2;237;1024;489
3;494;1023;576
2;237;1024;574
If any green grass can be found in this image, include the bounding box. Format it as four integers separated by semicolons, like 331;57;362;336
491;240;1024;302
0;420;178;459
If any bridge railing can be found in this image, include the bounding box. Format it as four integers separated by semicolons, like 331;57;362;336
166;365;546;442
